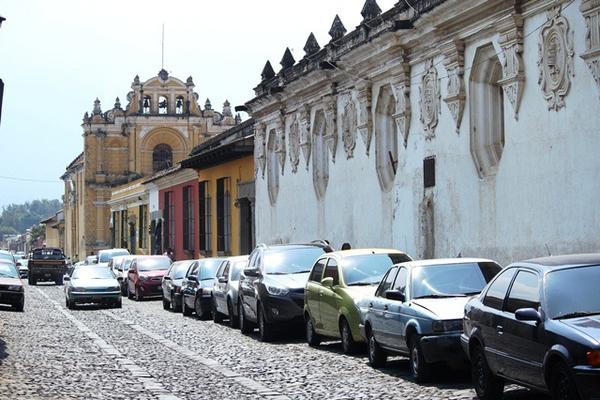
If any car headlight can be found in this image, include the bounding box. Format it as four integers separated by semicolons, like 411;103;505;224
432;319;463;333
265;284;289;296
7;285;23;292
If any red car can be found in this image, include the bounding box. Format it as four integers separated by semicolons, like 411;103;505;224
126;256;171;301
0;260;25;311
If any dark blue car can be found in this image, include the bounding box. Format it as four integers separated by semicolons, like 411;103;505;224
462;254;600;400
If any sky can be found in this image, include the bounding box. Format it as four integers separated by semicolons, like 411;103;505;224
0;0;398;209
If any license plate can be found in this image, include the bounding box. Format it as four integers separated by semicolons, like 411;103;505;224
44;273;51;277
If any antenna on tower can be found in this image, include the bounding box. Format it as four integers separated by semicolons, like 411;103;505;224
161;23;165;69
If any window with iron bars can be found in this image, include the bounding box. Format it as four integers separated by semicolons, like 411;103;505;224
183;186;195;251
198;181;212;255
216;177;231;255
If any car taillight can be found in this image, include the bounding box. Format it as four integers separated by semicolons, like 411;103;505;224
587;350;600;367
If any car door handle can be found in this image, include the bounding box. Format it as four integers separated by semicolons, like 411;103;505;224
368;302;373;308
384;305;388;311
496;325;503;335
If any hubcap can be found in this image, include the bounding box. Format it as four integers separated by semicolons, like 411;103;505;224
411;347;419;373
342;323;350;350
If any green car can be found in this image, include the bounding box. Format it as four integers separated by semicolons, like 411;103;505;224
304;249;412;353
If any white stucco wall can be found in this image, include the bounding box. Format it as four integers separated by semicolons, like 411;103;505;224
254;0;600;266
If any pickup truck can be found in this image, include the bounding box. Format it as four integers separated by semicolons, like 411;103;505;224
28;248;67;285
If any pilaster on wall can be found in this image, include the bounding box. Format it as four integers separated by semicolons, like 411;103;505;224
441;40;466;134
580;0;600;98
324;97;338;162
392;49;411;147
497;9;525;120
356;81;373;155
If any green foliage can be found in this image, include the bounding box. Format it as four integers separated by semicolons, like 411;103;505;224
28;224;45;244
0;199;62;234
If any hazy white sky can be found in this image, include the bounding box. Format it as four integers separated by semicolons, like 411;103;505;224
0;0;397;208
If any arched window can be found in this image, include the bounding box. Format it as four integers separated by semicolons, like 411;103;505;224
152;144;172;172
143;96;152;114
175;96;184;114
312;109;329;199
266;130;279;205
469;44;505;177
375;84;398;192
158;95;168;114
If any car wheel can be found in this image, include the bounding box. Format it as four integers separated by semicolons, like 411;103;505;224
257;304;274;342
409;336;432;383
195;297;210;320
182;297;193;316
228;299;239;329
472;344;504;400
239;300;253;334
367;328;387;368
135;287;143;301
162;297;170;310
551;362;580;400
212;300;224;323
305;315;321;347
340;318;358;354
13;297;24;312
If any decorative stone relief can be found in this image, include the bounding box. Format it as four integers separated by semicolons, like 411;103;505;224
299;105;312;170
356;81;373;155
498;13;525;119
323;98;338;163
393;51;411;146
419;59;441;139
288;115;300;173
580;0;600;98
254;123;266;178
442;40;466;133
342;98;357;159
538;9;575;111
275;118;286;175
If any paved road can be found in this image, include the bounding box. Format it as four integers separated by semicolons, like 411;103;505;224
0;283;550;399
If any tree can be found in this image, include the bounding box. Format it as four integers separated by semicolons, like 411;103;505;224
0;199;62;234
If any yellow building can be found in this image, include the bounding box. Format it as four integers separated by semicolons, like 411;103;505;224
40;210;65;250
107;179;149;255
61;70;237;260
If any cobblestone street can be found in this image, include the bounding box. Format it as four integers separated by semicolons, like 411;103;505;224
0;284;552;399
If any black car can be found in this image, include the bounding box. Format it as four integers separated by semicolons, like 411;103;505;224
181;258;225;319
462;254;600;400
162;259;196;311
238;242;333;341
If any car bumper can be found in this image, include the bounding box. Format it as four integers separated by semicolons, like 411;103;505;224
194;295;212;315
420;333;466;364
572;365;600;400
0;290;24;304
138;282;162;296
70;291;121;303
262;293;304;325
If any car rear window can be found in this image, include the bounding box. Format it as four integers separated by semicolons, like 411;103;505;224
32;249;64;260
546;265;600;319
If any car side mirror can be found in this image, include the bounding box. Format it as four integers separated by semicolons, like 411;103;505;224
218;276;228;284
187;275;198;282
385;290;406;302
515;308;542;322
321;277;334;288
116;276;123;282
63;276;71;281
163;276;171;281
244;268;260;277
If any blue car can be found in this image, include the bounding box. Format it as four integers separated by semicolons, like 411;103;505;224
359;258;501;382
462;254;600;400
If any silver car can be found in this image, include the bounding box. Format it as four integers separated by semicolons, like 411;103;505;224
64;266;122;309
212;255;248;327
358;258;502;382
111;255;137;295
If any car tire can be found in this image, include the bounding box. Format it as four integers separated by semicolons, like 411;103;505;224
66;298;75;310
228;299;239;329
305;315;321;347
367;328;387;368
55;276;63;286
162;297;170;310
551;362;581;400
340;318;358;354
182;297;193;317
212;300;224;323
135;287;143;301
257;304;274;342
13;297;24;312
195;297;210;320
121;285;127;296
409;336;432;383
472;344;504;400
239;300;253;334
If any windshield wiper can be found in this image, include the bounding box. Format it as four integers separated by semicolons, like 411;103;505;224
554;311;600;320
347;281;376;286
200;277;214;281
414;294;462;299
291;270;311;274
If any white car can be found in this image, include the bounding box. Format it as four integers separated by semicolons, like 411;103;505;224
97;248;130;268
16;259;28;278
111;255;136;295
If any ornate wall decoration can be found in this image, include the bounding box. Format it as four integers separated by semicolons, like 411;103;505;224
580;0;600;98
538;9;575;111
419;59;441;139
299;105;312;170
288;116;301;173
266;129;279;205
442;40;466;133
312;109;329;199
498;13;525;120
356;82;373;155
393;51;411;147
275;118;286;175
254;123;266;178
323;98;338;163
342;99;357;159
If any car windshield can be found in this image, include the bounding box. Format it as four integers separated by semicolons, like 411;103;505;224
231;260;247;280
342;253;411;286
198;259;223;280
546;265;600;319
0;253;14;262
122;259;133;271
138;257;171;272
72;267;115;280
99;249;129;263
0;262;19;278
411;262;500;299
32;249;64;260
172;261;194;279
264;248;325;274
